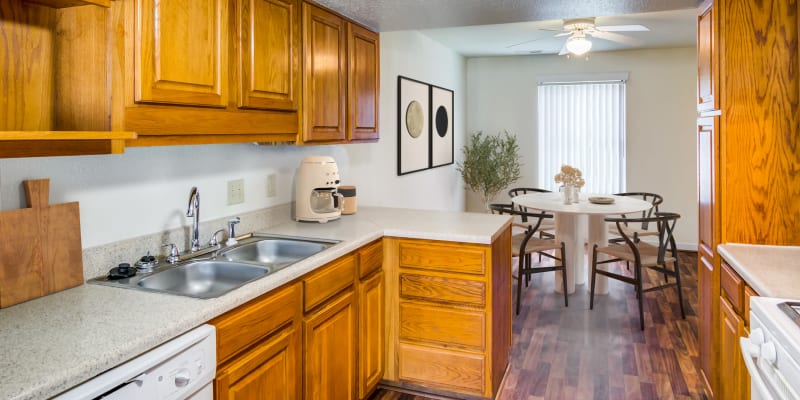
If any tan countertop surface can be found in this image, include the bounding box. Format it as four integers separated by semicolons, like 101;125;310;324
717;243;800;298
0;207;510;400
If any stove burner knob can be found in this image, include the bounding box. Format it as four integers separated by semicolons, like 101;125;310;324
174;370;191;387
760;342;777;365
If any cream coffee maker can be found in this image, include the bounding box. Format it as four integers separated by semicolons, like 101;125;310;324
295;156;343;223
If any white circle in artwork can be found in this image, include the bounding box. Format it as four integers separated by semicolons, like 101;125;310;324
405;101;424;138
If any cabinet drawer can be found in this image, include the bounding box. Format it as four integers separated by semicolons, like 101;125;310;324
399;241;485;275
358;239;382;279
721;261;744;313
400;273;485;306
212;282;300;364
304;254;356;312
398;342;485;395
400;302;485;350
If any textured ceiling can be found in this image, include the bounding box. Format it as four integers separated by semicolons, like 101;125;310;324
313;0;702;32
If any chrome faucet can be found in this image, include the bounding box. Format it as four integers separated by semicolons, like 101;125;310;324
186;187;201;252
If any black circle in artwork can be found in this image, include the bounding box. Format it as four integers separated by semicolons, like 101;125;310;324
435;106;449;137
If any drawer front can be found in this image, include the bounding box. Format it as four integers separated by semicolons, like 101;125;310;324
398;342;485;395
721;261;744;313
398;241;485;275
400;273;485;306
304;254;356;312
400;302;485;350
212;282;300;364
358;239;383;279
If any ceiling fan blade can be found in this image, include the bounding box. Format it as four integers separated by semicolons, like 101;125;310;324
554;32;572;37
539;27;567;32
596;24;649;32
590;30;642;46
558;41;569;56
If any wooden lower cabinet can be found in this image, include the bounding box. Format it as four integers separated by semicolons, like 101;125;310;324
210;240;385;400
212;283;303;399
719;296;746;400
215;326;300;400
304;289;356;400
358;270;385;398
382;228;513;399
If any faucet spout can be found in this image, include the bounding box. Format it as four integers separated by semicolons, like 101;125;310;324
187;187;200;252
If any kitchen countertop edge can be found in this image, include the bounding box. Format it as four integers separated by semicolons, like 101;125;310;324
718;243;800;298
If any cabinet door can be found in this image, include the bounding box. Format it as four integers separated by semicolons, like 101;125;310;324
136;0;228;107
304;290;356;400
358;271;385;398
215;326;301;400
347;23;379;141
697;1;717;112
697;116;718;396
719;297;746;400
237;0;300;110
302;3;346;142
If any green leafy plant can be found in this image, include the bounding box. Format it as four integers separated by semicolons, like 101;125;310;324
457;131;522;209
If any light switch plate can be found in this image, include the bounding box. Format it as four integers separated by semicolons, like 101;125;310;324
266;174;277;198
227;179;244;205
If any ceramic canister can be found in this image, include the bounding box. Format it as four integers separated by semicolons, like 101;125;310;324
339;185;357;214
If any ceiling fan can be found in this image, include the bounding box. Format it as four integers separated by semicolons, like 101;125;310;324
509;17;650;56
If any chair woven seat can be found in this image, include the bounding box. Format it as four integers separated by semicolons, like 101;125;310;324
512;234;561;256
595;242;676;267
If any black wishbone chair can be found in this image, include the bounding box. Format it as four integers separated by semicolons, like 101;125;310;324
590;212;685;330
490;203;568;315
608;192;664;242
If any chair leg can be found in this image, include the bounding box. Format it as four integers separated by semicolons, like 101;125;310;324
635;264;645;330
525;254;531;287
589;245;597;310
673;260;686;319
561;241;568;307
515;255;524;315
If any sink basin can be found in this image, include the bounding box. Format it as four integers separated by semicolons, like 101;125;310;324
136;260;270;299
88;234;339;299
220;236;337;271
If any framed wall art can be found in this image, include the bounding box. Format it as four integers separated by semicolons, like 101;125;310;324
397;76;430;175
430;85;454;168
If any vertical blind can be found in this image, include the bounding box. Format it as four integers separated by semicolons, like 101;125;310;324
537;81;626;194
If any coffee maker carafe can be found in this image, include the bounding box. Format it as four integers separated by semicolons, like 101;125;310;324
295;156;343;223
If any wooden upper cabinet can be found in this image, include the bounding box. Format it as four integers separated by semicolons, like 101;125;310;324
697;1;716;113
697;116;717;260
236;0;300;110
135;0;228;107
302;2;346;142
347;23;379;141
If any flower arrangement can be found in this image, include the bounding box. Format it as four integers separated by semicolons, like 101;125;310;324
554;164;585;188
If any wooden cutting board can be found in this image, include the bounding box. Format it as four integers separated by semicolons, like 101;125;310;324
0;179;83;308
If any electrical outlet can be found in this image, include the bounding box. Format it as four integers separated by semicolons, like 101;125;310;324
266;174;277;198
227;179;244;205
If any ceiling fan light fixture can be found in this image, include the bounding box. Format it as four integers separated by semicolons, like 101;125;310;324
566;36;592;55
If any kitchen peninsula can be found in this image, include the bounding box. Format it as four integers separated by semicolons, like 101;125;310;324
0;207;511;400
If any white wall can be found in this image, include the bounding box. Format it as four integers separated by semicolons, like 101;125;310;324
465;47;698;246
0;30;466;249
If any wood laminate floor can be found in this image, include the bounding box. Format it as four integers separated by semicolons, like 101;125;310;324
370;251;706;400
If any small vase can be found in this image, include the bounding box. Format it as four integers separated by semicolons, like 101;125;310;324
561;185;573;205
571;186;580;204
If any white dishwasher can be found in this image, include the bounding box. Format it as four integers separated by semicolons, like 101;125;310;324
54;324;216;400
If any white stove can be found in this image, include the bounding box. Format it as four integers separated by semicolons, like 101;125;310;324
742;297;800;400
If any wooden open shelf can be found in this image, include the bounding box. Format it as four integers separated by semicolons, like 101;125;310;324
23;0;110;8
0;131;137;158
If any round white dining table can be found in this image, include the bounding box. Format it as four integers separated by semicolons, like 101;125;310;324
511;192;653;295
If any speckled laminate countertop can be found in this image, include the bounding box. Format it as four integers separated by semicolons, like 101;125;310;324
718;243;800;298
0;207;510;400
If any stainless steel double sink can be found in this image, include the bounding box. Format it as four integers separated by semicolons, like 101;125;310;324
90;234;339;299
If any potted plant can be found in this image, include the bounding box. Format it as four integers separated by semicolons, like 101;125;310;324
457;131;522;210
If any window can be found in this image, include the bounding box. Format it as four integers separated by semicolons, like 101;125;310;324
537;77;627;194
